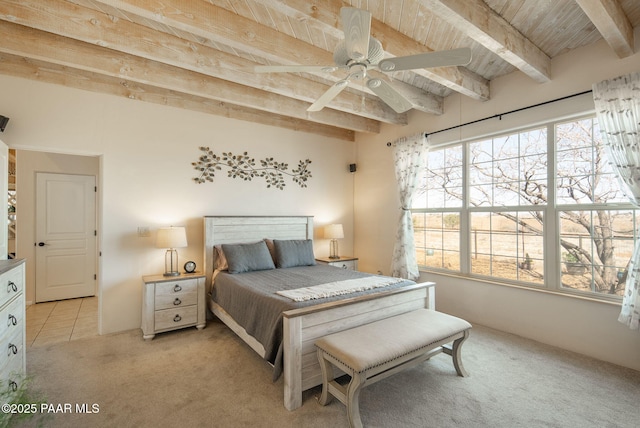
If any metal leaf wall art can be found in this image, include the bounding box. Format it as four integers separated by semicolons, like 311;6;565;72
192;147;312;190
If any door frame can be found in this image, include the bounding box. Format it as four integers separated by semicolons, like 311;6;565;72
13;150;101;332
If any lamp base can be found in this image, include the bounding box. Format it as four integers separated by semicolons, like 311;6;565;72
329;239;340;259
163;272;181;277
164;249;181;277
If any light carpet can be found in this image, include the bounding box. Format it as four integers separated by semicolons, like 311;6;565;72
8;317;640;428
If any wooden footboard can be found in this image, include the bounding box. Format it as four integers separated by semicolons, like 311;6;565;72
281;281;435;410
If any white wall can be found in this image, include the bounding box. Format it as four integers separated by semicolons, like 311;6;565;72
354;38;640;371
0;77;356;334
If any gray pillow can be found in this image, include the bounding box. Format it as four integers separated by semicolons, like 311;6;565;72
222;241;276;274
274;239;316;268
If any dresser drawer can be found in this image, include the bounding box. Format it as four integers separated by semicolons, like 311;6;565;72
0;350;25;396
154;279;198;310
154;305;198;331
0;265;23;309
0;326;24;377
0;295;24;343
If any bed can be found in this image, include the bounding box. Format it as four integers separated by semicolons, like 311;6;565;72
203;216;435;410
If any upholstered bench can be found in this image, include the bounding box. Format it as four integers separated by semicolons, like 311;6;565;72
315;309;472;428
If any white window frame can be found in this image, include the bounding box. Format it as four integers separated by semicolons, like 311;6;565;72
413;114;636;302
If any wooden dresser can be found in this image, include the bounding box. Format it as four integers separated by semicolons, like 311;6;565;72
0;259;26;397
141;272;206;340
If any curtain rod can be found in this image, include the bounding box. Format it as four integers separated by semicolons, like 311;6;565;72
386;89;593;146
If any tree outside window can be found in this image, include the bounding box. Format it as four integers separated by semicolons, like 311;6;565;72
413;116;637;298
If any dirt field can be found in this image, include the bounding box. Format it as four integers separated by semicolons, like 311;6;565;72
413;212;630;296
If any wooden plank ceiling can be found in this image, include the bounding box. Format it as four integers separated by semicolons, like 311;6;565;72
0;0;638;141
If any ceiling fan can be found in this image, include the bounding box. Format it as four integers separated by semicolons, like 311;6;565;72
255;7;472;114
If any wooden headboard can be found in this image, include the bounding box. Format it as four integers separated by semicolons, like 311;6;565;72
203;216;314;290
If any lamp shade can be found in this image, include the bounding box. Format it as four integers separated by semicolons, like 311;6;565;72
324;224;344;239
156;226;188;249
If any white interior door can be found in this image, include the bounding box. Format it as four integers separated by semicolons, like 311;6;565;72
35;173;96;302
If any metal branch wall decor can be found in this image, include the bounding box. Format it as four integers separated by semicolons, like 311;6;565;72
192;147;312;190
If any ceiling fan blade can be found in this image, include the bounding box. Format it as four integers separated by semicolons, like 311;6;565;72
255;64;339;73
378;47;472;72
307;80;349;112
366;78;413;113
341;7;371;61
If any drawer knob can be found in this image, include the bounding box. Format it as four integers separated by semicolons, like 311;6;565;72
341;264;348;269
7;281;17;293
8;343;18;356
173;314;182;323
9;381;18;392
173;298;182;306
173;284;182;292
7;314;17;326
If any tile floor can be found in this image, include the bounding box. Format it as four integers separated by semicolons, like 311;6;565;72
25;297;99;347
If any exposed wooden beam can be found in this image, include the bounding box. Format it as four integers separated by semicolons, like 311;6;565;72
0;52;355;141
0;19;379;133
417;0;551;83
79;0;411;120
575;0;634;58
0;1;383;132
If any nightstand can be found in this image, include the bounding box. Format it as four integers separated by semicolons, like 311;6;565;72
315;256;358;271
141;272;206;340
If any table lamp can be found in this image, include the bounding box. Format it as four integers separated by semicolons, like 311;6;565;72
156;226;188;276
324;224;344;259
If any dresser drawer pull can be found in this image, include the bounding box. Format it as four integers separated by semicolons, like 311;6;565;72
7;281;17;293
173;314;182;323
7;314;17;326
8;343;18;356
173;298;182;306
9;381;18;392
173;284;182;292
341;264;348;269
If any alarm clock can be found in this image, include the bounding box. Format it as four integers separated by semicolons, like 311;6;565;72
184;261;196;273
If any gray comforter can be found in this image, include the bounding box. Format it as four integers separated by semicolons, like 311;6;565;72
210;264;414;379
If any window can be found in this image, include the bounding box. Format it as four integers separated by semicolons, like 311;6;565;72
413;116;638;300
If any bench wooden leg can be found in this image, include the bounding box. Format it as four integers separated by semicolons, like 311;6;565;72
451;329;470;377
317;348;334;406
346;372;366;428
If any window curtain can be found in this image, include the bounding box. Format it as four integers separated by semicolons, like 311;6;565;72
390;133;429;280
593;72;640;330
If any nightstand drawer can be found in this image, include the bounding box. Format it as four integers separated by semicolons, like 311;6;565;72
155;279;198;310
154;305;198;331
333;260;357;270
315;257;358;271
